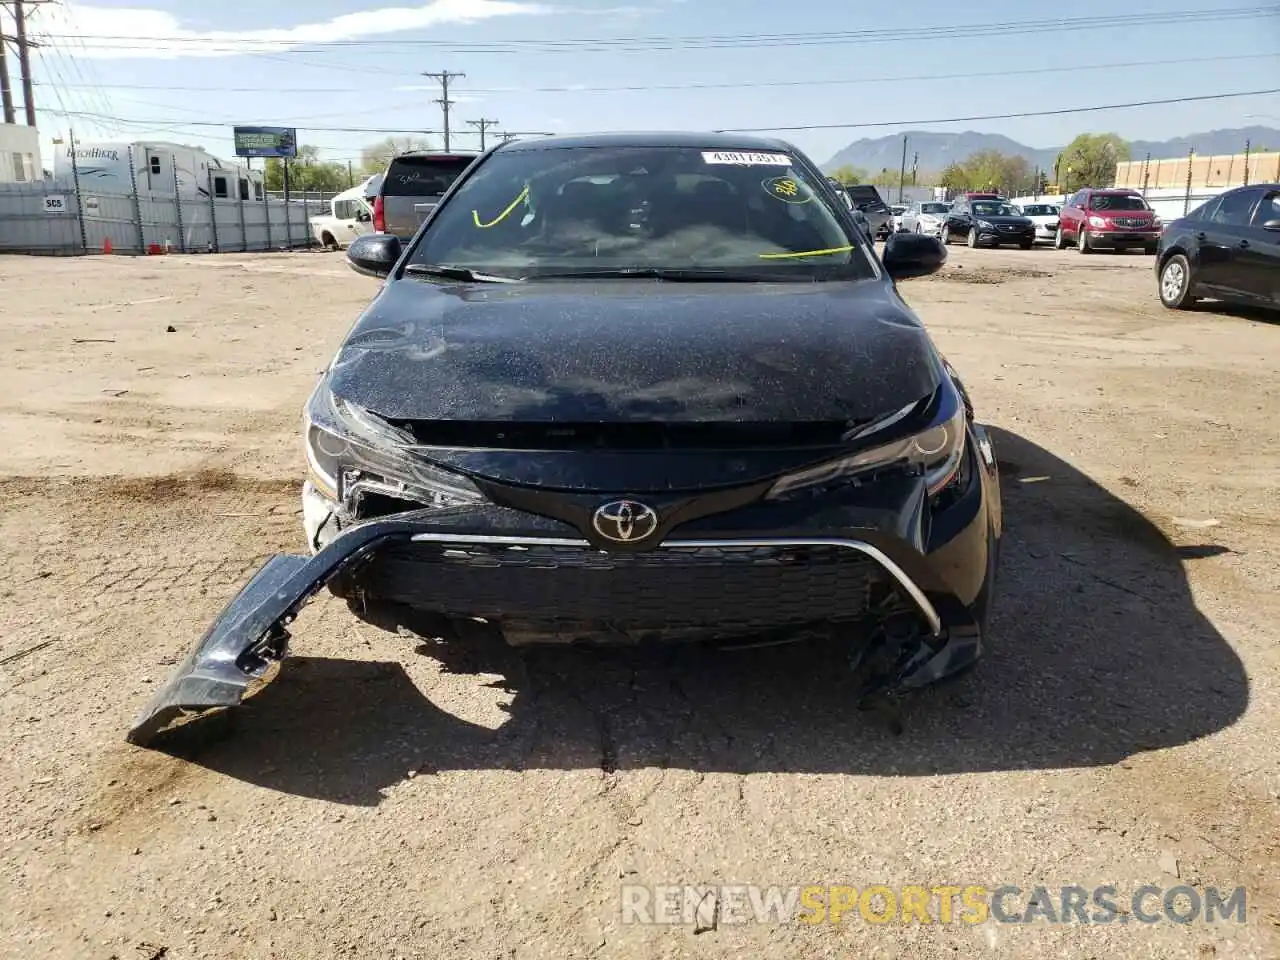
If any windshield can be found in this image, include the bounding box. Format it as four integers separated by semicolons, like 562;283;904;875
1090;194;1149;212
1021;204;1057;215
920;202;950;215
383;156;476;197
972;202;1021;217
406;145;873;281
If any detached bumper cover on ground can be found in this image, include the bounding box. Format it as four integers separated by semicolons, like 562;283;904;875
126;453;998;746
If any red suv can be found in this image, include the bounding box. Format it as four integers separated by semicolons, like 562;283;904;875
1054;188;1161;254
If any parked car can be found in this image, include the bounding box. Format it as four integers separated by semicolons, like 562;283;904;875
1156;183;1280;312
843;184;894;240
1016;203;1060;243
890;204;909;232
309;180;375;250
372;151;480;240
900;200;952;237
127;131;1003;745
941;198;1036;249
1054;188;1161;254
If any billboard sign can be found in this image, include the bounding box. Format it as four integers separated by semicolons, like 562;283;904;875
233;126;298;158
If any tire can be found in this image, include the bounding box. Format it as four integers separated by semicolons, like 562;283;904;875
940;225;951;245
1144;242;1158;255
1077;228;1092;254
320;232;336;250
1158;254;1198;309
914;222;922;234
1053;226;1066;250
1019;240;1033;250
967;227;979;248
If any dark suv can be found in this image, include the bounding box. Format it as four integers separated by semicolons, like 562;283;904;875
372;152;479;240
1055;188;1161;254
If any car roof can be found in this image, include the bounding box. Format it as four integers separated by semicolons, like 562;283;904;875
1087;188;1141;194
495;131;796;153
391;151;479;161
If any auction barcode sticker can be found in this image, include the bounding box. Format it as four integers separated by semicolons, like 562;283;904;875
701;151;792;166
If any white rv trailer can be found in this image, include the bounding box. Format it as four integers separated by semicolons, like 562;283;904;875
52;140;265;201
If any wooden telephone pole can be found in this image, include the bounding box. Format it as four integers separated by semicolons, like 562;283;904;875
467;118;499;150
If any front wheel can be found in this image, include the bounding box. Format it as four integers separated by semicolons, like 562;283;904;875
1077;228;1092;254
967;227;979;248
1053;226;1067;250
1159;254;1198;309
1019;240;1033;250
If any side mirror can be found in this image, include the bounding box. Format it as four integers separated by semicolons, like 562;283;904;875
355;209;372;223
882;232;946;280
347;234;401;278
1262;219;1280;231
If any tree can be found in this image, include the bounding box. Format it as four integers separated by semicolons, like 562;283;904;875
1056;133;1131;192
870;167;900;187
828;164;866;185
263;144;348;194
360;136;433;177
939;162;974;192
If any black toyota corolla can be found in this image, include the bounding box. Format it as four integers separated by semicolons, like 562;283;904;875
129;133;1003;745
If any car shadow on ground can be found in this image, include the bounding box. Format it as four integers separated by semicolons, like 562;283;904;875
149;428;1249;805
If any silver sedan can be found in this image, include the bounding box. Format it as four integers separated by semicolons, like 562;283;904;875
899;200;952;238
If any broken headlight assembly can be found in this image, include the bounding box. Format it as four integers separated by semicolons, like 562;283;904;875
303;381;485;511
766;388;966;501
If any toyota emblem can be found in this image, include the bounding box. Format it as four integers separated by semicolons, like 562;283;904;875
591;499;659;544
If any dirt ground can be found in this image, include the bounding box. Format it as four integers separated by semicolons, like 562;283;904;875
0;246;1277;960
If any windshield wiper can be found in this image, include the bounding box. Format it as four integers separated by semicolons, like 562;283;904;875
525;267;780;282
403;263;521;283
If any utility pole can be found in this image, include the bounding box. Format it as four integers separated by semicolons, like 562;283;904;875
10;0;37;126
497;131;518;144
897;134;908;204
422;70;465;152
467;118;499;150
0;26;14;124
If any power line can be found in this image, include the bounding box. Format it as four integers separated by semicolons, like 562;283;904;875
32;6;1277;52
41;108;556;139
714;89;1280;133
422;69;464;151
29;52;1280;97
43;89;1279;142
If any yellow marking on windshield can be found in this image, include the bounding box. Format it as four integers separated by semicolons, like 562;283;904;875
758;245;854;260
472;185;530;228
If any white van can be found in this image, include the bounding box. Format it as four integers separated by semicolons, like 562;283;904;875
310;180;375;249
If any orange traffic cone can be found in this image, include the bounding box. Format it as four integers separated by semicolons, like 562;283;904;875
102;237;112;254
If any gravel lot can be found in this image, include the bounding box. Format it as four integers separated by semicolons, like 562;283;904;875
1;247;1277;959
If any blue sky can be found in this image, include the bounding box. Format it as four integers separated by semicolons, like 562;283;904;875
8;0;1280;169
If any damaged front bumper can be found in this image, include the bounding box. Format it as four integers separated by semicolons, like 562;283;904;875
128;441;999;746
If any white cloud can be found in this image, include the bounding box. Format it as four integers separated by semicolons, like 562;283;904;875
13;0;554;60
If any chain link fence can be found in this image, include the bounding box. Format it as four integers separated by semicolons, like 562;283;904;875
0;179;333;256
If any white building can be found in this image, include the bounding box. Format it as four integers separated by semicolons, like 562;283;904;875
0;123;41;183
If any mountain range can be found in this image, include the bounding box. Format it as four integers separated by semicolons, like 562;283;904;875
822;126;1280;176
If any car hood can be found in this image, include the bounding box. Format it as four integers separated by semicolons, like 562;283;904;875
327;277;943;425
974;214;1034;226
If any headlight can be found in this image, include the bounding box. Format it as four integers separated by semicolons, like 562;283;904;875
1088;216;1107;228
1152;216;1162;227
303;383;484;508
977;219;993;229
766;393;966;500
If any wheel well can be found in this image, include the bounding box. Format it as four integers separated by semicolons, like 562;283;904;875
1158;245;1188;271
321;231;336;246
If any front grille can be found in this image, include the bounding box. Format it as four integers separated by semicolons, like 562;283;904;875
348;541;891;631
998;224;1021;232
1112;218;1150;228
